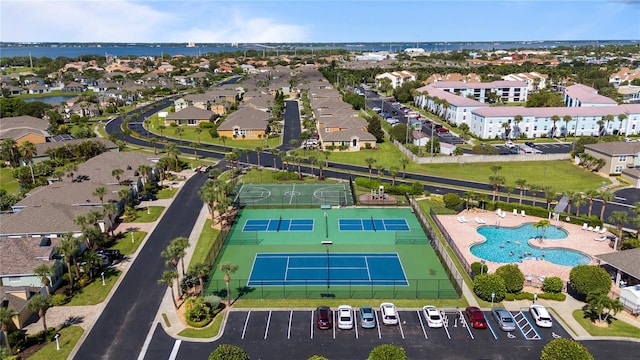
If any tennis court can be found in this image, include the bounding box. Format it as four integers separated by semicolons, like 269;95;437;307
242;218;314;232
339;218;410;231
247;253;408;286
232;183;354;207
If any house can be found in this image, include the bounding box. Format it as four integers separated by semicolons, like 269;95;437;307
165;106;214;126
320;128;376;151
32;138;118;165
429;80;528;103
609;67;640;87
412;130;430;147
617;86;640;104
217;107;269;140
501;72;548;92
0;287;44;329
584;142;640;182
0;115;49;145
0;236;66;293
414;85;488;126
564;84;618;107
61;81;87;93
375;70;417;89
596;248;640;289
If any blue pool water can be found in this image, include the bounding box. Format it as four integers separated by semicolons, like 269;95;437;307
471;223;591;267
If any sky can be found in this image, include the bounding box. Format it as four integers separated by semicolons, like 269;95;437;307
1;0;639;43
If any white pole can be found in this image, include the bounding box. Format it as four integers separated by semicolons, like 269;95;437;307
101;272;105;286
131;231;135;243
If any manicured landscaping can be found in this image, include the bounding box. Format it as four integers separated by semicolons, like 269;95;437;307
129;205;164;222
112;231;147;255
240;168;339;184
157;187;178;199
0;167;20;194
65;268;121;306
177;309;225;338
28;326;84;360
572;309;640;338
189;219;220;268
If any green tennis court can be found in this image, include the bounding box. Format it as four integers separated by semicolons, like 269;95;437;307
232;183;355;207
204;208;458;299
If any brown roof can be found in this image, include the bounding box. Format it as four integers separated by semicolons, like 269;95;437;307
166;106;214;120
584;141;640;156
0;115;49;132
321;128;376;142
218;107;269;131
596;248;640;280
0;236;60;277
35;138;117;156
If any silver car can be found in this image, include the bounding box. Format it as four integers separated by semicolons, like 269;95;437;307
492;308;516;332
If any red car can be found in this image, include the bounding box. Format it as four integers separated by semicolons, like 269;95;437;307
316;306;332;330
465;306;488;329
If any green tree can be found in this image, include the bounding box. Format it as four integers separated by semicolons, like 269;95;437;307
608;210;628;250
18;140;37;184
586;292;624;325
93;186;107;205
364;157;376;179
599;189;614;221
111;168;124;184
473;273;506;302
585;189;599;217
33;263;54;295
0;307;17;354
542;276;563;293
208;344;249;360
189;262;211;296
515;179;527;206
220;262;239;306
158;270;179;309
399;157;409;179
532;219;551;240
27;294;52;334
174;127;184;144
58;232;80;288
563;115;572;139
569;265;612;298
368;344;407;360
495;264;525;293
540;338;593;360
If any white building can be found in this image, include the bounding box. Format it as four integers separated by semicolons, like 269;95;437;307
429;80;528;103
375;70;417;89
414;85;488;126
501;72;548;92
564;84;618;107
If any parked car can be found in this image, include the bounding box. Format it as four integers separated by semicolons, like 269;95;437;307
525;141;536;148
96;248;122;262
505;140;515;148
492;308;516;331
316;306;332;330
337;305;354;330
372;107;382;113
380;302;398;325
435;127;450;133
422;306;444;328
529;304;553;328
359;306;376;329
465;306;488;329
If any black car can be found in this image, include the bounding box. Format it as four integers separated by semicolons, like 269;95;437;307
525;141;536;148
96;248;123;262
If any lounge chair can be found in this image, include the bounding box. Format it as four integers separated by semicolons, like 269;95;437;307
521;210;526;217
599;228;607;234
480;218;486;224
593;226;600;233
587;226;594;231
475;217;483;224
457;217;464;223
461;216;468;223
513;209;518;216
581;223;588;230
594;235;607;242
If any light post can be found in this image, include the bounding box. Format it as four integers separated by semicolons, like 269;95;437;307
131;231;135;243
54;333;60;350
533;292;538;304
491;292;495;308
101;271;105;286
480;260;486;275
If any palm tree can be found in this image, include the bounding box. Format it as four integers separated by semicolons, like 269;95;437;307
294;156;303;179
219;262;239;306
585;189;599;217
27;294;52;334
165;143;180;170
220;135;228;151
489;175;505;202
609;211;628;250
532;219;551;240
33;263;54;295
18;140;37;184
562;115;572;139
174;127;184;144
587;292;623;325
501;122;511;139
399;157;409;179
270;148;279;169
0;307;17;354
618;113;628;135
158;270;179;309
189;262;210;296
597;119;606;136
544;186;556;211
93;186;107;205
573;193;586;217
565;191;576;214
0;139;20;167
513;115;523;138
194;127;203;144
58;232;80;288
149;137;158;155
254;147;263;168
191;142;200;160
515;179;527;206
199;180;220;222
490;165;502;175
323;151;331;169
550;115;560;137
64;163;78;181
111;168;124;184
599;189;614;220
389;166;400;186
604;114;614;136
365;157;376;179
376;165;385;182
504;185;514;204
172;237;190;276
529;184;542;208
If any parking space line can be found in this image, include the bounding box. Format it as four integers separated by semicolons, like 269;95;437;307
397;313;405;339
458;309;474;340
513;311;541;340
441;311;451;339
264;311;272;339
287;311;293;339
416;310;428;339
241;311;251;339
310;310;314;339
375;310;382;339
354;309;359;339
484;315;499;340
332;310;336;339
168;340;181;360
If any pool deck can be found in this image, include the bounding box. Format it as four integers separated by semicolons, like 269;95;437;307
439;208;617;283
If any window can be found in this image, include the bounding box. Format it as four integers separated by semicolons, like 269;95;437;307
614;165;623;173
619;156;627;162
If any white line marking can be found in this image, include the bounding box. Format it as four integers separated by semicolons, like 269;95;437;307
443;313;451;339
241;311;251;339
310;310;314;339
136;320;156;360
288;311;293;339
375;310;382;339
168;340;181;360
289;183;296;205
398;312;405;339
417;310;428;339
365;257;372;281
332;310;336;339
354;309;359;339
264;311;272;339
284;256;290;281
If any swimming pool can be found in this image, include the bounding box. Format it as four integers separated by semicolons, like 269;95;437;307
471;223;591;267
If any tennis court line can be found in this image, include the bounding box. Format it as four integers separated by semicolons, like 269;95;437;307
284;257;290;282
365;257;372;281
289;183;296;205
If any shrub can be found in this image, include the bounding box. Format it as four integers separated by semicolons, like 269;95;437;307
443;193;463;209
495;264;525;293
308;356;328;360
368;344;407;360
205;295;222;308
621;238;640;250
473;273;506;302
504;293;515;301
538;292;566;301
273;171;299;181
569;265;611;298
198;122;215;129
412;182;426;196
51;293;69;306
470;261;488;277
542;276;564;293
540;338;593;360
209;344;250;360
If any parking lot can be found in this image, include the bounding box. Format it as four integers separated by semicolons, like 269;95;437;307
495;142;573;155
223;307;570;344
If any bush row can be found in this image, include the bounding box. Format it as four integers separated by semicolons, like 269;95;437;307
354;177;425;196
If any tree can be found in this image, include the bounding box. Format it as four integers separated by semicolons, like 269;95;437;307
93;186;107;205
219;262;239;306
208;344;249;360
540;338;593;360
174;127;184;144
473;273;506;302
585;189;599;217
542;276;564;293
33;263;54;295
530;184;542;207
165;142;181;170
191;142;200;160
254;147;263;168
489;175;505;202
111;168;124;184
364;157;376;179
532;219;551;240
194;127;203;144
368;344;407;360
599;189;614;220
569;265;612;298
563;115;572;139
515;179;527;206
543;186;556;211
308;155;318;177
495;264;525;293
399;157;409;179
172;237;191;275
389;166;400;186
573;194;586;217
27;293;52;334
550;115;560;137
158;270;179;309
18;140;37;184
220;135;228;151
149;137;158;155
0;307;17;354
58;232;80;288
0;139;20;167
586;292;624;325
189;262;211;296
608;211;628;250
490;165;502;175
618;113;628;135
199;180;221;222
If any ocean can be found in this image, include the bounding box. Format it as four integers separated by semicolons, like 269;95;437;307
1;40;638;59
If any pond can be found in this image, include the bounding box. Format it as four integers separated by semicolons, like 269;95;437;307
23;95;76;105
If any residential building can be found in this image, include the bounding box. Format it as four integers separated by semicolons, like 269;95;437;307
375;70;417;89
0;115;50;145
609;67;640;87
584;142;640;183
564;84;618;107
217;107;269;140
414;85;488;126
164;106;214;126
501;72;548;92
429;80;528;103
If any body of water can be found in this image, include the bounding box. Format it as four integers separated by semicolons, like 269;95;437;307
1;40;637;59
23;95;76;105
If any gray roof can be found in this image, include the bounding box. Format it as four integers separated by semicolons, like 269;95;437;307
0;203;89;235
77;151;158;185
34;138;118;156
0;236;61;276
596;248;640;280
0;115;49;132
321;128;376;142
15;181;123;207
584;141;640;156
218;107;270;131
166;106;214;120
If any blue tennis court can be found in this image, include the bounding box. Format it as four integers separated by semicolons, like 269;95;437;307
247;253;409;286
242;218;314;232
339;218;410;231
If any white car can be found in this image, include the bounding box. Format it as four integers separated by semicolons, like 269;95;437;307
422;305;444;328
529;304;553;328
380;302;398;325
337;305;354;330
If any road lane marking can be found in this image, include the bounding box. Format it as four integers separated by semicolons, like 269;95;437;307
168;340;181;360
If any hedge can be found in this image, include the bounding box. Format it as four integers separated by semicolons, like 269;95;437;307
354;177;423;196
503;292;566;301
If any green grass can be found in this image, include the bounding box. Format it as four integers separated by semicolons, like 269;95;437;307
0;167;20;194
189;219;220;268
157;187;178;199
572;309;640;338
65;268;121;306
111;231;147;255
416;198;458;215
240;168;340;184
177;309;225;338
129;206;164;222
28;326;84;360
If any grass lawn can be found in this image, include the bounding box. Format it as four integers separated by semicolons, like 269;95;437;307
157;187;178;199
0;167;20;194
189;219;220;268
177;309;225;338
65;268;121;306
572;309;640;338
111;231;147;255
129;206;164;222
416;198;458;215
239;168;339;184
28;326;84;360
